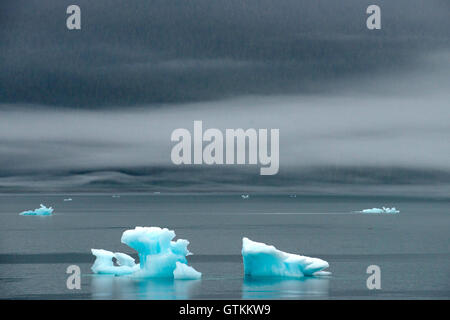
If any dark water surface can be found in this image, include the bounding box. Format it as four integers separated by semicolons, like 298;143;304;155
0;194;448;299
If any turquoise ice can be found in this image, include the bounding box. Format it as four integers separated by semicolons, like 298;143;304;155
361;207;399;214
20;204;53;216
91;249;139;275
91;226;201;279
242;237;330;278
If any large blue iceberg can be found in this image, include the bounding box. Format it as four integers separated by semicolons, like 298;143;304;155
360;207;399;214
20;204;54;216
242;237;330;278
91;226;201;280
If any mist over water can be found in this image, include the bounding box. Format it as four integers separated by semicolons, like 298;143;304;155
1;69;449;195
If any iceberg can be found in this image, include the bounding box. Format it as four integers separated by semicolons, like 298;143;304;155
361;207;399;214
20;204;54;216
91;226;201;280
173;261;202;280
242;237;329;278
91;249;139;276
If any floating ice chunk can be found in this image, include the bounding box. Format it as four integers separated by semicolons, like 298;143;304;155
114;252;137;268
121;227;190;278
91;226;201;279
361;207;399;214
63;198;72;202
91;249;138;276
91;249;117;274
242;237;329;278
173;261;202;280
20;204;54;216
241;194;249;199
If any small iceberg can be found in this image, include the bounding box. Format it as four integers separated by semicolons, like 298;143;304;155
63;198;72;202
360;207;399;214
112;195;120;198
91;249;139;275
242;237;330;278
241;194;249;199
91;226;201;280
20;204;54;216
173;261;202;280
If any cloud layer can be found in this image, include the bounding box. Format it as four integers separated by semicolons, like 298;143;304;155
1;0;449;107
0;1;449;195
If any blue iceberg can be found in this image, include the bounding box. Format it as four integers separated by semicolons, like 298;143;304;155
361;207;399;214
242;237;330;278
173;262;202;280
91;226;201;279
91;249;139;276
20;204;54;216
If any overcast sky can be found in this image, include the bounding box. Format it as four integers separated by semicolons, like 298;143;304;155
0;1;449;194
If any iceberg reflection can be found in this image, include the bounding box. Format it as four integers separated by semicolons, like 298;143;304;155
242;276;329;299
91;275;200;300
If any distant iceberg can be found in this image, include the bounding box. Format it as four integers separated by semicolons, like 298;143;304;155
91;226;201;280
63;198;72;202
360;207;399;214
241;194;249;199
20;204;54;216
241;237;330;278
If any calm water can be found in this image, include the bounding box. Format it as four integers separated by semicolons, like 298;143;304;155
0;194;448;299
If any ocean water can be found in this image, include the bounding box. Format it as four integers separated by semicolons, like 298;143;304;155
0;194;448;299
